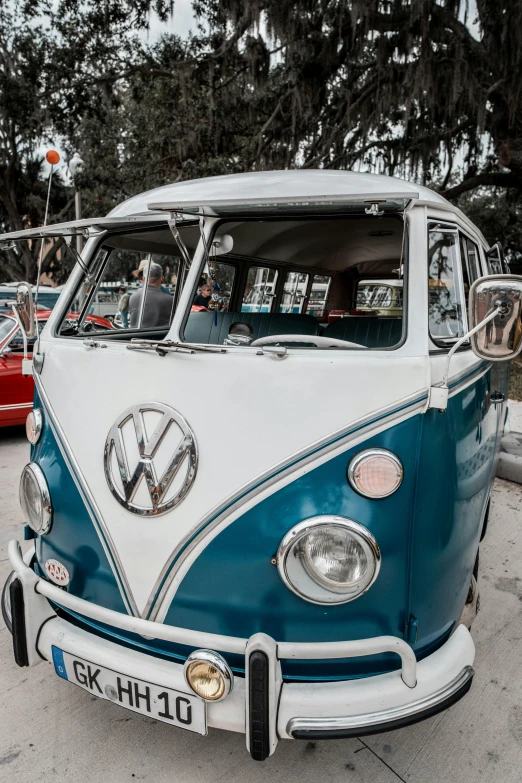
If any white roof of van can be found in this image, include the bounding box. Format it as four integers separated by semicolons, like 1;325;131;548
108;170;448;217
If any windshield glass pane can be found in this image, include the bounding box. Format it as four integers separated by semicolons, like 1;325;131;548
184;216;405;350
0;316;16;343
58;223;197;337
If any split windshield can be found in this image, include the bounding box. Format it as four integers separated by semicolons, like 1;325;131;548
54;214;406;350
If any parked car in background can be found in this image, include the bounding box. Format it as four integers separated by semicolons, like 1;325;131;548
0;308;113;427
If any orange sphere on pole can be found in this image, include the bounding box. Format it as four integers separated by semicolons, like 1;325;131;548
46;150;60;165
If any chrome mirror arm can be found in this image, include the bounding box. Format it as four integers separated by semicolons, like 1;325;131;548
429;306;501;412
442;306;501;387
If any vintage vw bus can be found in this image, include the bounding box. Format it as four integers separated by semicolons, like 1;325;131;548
2;171;522;761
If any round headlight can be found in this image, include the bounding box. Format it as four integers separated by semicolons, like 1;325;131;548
348;449;403;498
26;409;43;444
277;516;380;604
19;463;53;535
184;650;233;702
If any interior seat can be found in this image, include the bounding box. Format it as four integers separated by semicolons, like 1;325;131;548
324;317;402;348
185;311;320;345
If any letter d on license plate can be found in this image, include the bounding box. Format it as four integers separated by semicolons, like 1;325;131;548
52;647;206;734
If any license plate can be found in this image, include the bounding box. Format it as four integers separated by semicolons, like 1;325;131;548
52;647;206;735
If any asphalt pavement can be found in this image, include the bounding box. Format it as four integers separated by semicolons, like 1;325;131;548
1;424;522;783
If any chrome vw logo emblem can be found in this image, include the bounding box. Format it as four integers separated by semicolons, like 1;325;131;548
104;403;198;516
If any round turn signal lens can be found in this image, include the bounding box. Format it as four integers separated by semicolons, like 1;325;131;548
184;650;233;702
26;409;43;444
348;449;403;498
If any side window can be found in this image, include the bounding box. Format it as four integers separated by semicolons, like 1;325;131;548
428;228;467;340
279;271;309;313
196;261;236;312
306;275;332;318
465;238;482;281
459;235;481;287
241;266;278;313
486;244;505;275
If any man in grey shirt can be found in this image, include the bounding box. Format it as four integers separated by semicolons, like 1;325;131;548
129;262;173;328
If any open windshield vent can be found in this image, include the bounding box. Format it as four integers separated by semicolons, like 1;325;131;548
147;193;417;217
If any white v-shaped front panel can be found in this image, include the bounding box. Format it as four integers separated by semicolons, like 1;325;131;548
39;339;428;617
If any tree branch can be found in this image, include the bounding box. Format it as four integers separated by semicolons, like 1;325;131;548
441;172;519;199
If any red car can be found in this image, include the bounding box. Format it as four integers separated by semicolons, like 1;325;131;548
0;309;112;427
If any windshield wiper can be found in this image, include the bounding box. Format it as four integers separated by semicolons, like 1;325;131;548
127;339;228;357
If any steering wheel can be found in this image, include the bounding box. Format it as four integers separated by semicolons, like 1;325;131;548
250;334;363;349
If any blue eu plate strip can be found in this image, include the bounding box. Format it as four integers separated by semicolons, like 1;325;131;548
52;646;68;680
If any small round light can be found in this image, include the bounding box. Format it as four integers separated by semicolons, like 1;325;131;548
348;449;403;498
19;463;53;535
184;650;233;702
26;409;43;444
277;517;380;604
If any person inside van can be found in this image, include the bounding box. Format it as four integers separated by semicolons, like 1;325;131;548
129;263;173;328
193;283;212;308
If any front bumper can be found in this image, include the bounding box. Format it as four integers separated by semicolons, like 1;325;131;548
6;540;475;759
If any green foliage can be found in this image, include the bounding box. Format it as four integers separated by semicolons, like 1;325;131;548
1;0;522;283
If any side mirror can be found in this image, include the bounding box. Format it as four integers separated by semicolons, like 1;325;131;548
469;274;522;361
16;282;36;339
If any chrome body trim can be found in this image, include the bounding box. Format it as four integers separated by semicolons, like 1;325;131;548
286;665;474;736
33;375;139;617
146;388;429;620
0;402;33;411
347;448;403;498
184;649;233;702
276;516;381;604
20;463;53;535
8;538;417;687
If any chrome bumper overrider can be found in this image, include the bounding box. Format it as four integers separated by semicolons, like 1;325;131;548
7;540;476;756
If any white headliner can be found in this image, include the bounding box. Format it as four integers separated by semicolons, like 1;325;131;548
108;170;448;217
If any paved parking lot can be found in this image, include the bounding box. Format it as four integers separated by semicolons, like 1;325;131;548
1;424;522;783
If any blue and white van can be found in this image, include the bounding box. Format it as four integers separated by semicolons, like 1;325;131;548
2;171;521;760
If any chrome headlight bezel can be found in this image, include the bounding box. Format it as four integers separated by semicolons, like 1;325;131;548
19;462;53;535
183;649;233;702
347;448;403;499
276;516;381;605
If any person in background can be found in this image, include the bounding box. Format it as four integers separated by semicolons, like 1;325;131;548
193;283;212;308
133;258;171;294
129;263;173;328
118;286;130;328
